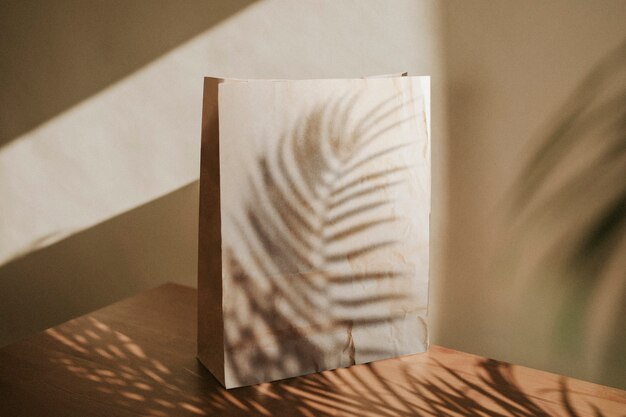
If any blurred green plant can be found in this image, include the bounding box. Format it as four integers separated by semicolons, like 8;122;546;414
510;39;625;386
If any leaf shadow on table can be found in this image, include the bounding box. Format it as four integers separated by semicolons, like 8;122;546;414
41;315;623;417
221;90;428;386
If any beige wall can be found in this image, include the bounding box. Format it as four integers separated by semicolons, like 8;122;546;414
1;0;625;390
434;0;626;389
0;0;442;346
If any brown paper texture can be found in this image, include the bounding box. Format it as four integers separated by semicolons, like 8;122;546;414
198;76;430;388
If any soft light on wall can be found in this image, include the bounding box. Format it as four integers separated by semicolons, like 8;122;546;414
0;0;442;348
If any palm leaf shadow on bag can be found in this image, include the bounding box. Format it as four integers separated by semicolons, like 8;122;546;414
504;39;626;378
222;91;427;386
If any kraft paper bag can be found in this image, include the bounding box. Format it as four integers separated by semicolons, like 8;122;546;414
198;75;430;388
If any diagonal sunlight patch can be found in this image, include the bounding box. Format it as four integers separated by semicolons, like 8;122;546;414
0;0;256;148
0;0;440;268
0;20;237;266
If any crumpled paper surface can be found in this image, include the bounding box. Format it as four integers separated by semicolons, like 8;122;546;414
213;76;430;388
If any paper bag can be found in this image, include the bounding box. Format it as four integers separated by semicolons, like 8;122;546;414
198;75;430;388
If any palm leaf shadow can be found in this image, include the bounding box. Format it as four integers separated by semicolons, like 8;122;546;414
268;357;617;417
41;305;620;417
222;90;426;386
505;39;626;367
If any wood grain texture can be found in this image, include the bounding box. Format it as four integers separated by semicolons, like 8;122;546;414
0;283;624;417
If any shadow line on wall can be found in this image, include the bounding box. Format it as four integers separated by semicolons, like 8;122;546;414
0;0;256;148
0;181;200;348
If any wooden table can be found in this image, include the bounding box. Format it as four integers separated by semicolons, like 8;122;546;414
0;284;624;417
